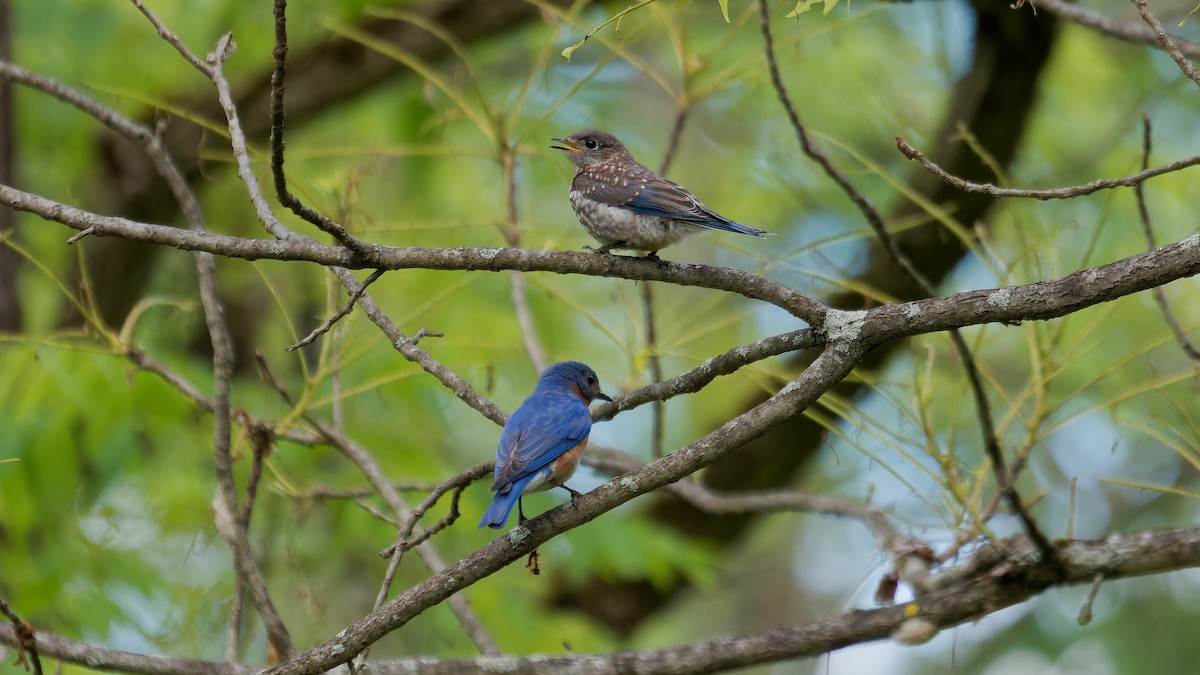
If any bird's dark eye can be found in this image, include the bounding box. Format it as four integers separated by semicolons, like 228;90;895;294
583;139;599;150
586;375;596;385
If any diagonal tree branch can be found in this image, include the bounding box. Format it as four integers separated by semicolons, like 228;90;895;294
262;343;863;675
759;0;1057;565
1038;0;1200;59
1133;0;1200;90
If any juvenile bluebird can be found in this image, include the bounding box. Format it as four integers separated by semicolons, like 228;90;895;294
551;129;772;258
479;361;611;530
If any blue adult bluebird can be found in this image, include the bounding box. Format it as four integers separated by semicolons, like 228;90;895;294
551;129;772;258
479;361;612;529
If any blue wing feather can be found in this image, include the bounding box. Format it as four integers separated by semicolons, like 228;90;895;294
479;391;591;529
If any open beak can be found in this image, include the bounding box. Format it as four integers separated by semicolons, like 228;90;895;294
550;136;581;153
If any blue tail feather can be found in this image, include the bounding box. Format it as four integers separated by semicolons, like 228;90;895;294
479;474;537;529
479;490;519;529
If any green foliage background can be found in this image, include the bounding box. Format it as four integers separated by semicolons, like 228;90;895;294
1;1;1198;673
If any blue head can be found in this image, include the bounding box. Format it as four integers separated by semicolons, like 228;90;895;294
539;361;612;404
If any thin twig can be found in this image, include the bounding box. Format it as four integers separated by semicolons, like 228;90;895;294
254;352;500;656
126;346;321;446
896;136;1200;200
757;0;893;250
128;0;212;76
268;0;374;255
1134;0;1200;90
65;226;95;244
658;106;689;175
285;269;385;352
0;595;42;675
123;7;299;656
226;579;244;663
638;107;693;459
641;281;665;459
500;145;548;372
385;462;493;559
584;444;932;588
409;327;445;345
760;0;1058;566
1077;573;1104;625
1038;0;1200;60
1134;116;1200;360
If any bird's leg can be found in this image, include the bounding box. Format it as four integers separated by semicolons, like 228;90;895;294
515;496;542;574
560;484;584;508
585;241;627;255
642;250;662;262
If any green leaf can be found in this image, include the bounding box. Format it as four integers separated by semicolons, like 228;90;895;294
562;40;584;61
718;0;730;23
786;0;841;19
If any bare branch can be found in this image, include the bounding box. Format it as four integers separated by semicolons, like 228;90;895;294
757;0;891;251
1038;0;1200;60
389;462;493;556
657;106;689;176
594;328;816;420
0;183;827;322
268;0;375;256
1133;0;1200;90
285;269;385;352
128;0;212;76
896;136;1200;200
8;525;1200;674
0;595;42;675
1134;116;1200;360
641;281;666;459
5;33;297;657
500;147;548;373
254;351;499;656
5;179;1196;353
762;0;1055;563
255;344;860;674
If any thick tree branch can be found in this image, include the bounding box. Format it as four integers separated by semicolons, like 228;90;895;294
0;183;824;322
6;183;1194;353
254;351;499;656
858;232;1200;343
10;527;1200;675
263;343;861;675
761;0;1056;564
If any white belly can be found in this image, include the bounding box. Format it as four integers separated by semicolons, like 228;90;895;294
568;191;696;252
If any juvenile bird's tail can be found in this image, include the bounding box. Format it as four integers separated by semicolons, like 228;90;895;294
702;220;773;238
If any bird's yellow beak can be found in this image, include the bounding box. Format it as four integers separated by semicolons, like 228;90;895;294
550;137;582;153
